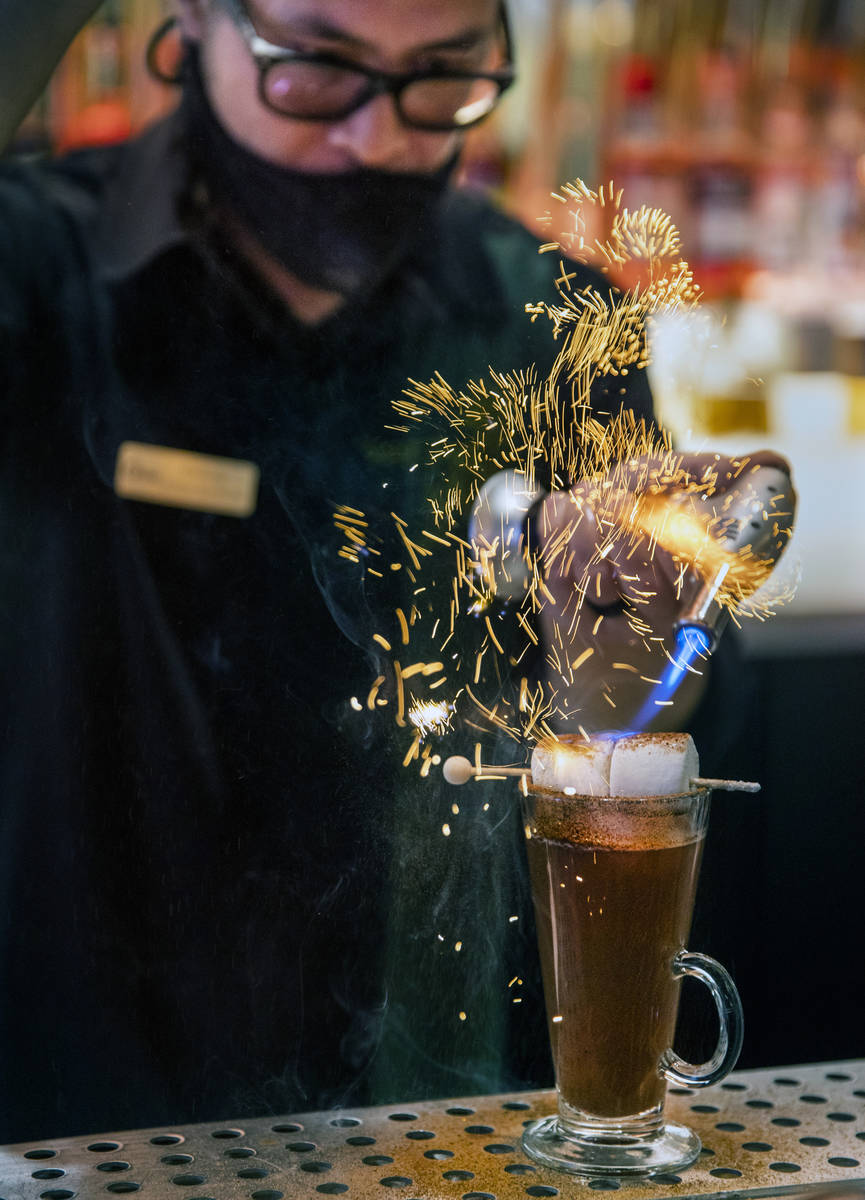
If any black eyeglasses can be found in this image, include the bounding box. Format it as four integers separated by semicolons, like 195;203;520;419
220;0;515;131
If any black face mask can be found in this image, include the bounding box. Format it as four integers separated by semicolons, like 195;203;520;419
179;46;459;298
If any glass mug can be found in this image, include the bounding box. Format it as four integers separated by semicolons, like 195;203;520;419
520;784;743;1176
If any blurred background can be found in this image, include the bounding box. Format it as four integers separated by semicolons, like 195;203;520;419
13;0;864;624
11;0;864;1069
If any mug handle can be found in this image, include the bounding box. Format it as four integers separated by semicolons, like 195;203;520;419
660;949;745;1088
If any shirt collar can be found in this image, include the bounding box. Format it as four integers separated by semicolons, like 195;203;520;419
92;105;191;283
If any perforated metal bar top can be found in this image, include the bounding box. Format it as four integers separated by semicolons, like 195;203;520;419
2;1060;863;1200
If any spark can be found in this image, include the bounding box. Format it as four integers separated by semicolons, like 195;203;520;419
408;698;454;737
484;615;504;655
394;662;406;727
339;177;794;765
401;661;444;680
395;609;410;645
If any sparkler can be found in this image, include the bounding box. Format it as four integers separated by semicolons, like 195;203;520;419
336;181;795;769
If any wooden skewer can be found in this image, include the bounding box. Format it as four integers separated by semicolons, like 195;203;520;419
443;757;761;793
691;777;761;793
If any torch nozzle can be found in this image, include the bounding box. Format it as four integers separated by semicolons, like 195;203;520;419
674;462;794;653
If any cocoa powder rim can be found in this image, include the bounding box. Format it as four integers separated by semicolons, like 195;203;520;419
523;787;710;849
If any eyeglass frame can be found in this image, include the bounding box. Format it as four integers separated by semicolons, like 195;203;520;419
219;0;516;131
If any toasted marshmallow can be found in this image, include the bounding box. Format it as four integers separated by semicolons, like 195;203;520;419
531;736;616;795
608;733;699;798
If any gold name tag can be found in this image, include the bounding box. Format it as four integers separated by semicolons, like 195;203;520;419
114;441;259;518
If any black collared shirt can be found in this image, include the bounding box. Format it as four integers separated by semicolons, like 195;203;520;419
0;111;652;1142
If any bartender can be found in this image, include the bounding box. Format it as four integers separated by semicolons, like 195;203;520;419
0;0;785;1144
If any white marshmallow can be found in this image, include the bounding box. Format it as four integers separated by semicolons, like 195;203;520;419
531;736;616;795
608;733;699;798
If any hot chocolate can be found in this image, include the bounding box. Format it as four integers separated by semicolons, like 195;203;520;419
524;790;704;1117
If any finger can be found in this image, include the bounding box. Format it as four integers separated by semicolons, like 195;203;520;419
538;492;621;608
586;557;620;608
610;539;682;626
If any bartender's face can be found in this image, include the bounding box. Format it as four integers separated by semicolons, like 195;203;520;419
176;0;504;174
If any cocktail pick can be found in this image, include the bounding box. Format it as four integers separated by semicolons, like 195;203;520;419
442;756;529;785
691;777;761;792
441;756;760;792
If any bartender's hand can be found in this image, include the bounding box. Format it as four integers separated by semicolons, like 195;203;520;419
534;449;794;733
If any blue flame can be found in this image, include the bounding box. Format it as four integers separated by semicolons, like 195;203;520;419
631;624;713;732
